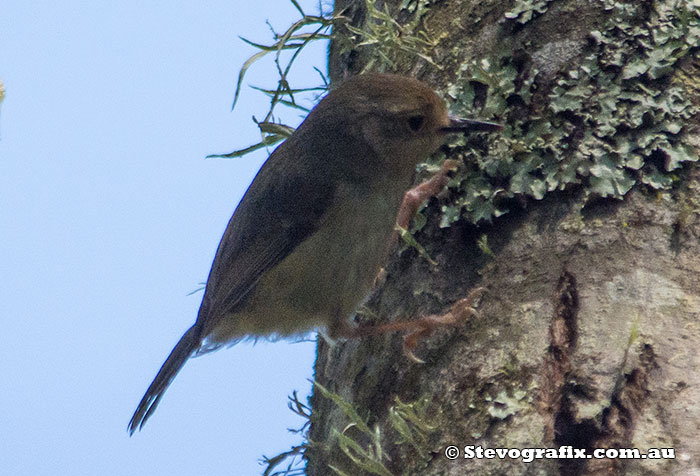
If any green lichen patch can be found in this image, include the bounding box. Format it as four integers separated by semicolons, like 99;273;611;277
504;0;554;25
223;0;700;229
436;0;700;225
486;388;530;419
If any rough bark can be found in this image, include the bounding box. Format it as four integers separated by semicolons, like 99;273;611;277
307;1;700;475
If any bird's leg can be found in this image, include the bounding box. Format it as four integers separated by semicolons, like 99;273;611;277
396;159;459;229
400;288;483;362
341;287;484;363
338;161;480;361
372;159;460;287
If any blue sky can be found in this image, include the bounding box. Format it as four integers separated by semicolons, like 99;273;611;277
1;1;328;474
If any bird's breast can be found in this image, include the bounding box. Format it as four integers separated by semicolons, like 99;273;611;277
208;177;408;342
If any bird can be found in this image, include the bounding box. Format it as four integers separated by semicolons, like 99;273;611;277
128;73;501;434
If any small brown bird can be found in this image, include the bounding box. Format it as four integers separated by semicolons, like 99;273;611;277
128;74;500;434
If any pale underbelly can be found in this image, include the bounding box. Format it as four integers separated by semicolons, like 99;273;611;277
207;183;403;344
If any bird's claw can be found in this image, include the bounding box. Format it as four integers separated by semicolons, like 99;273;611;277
402;287;485;362
396;159;461;230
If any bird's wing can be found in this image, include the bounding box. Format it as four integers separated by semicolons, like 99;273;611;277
194;137;337;336
127;144;335;433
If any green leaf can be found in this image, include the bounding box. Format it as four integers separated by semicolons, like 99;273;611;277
232;48;273;110
257;122;296;137
206;134;286;159
397;225;437;265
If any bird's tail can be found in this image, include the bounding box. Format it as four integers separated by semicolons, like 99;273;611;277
128;325;199;435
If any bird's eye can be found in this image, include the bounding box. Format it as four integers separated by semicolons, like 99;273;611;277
407;115;425;132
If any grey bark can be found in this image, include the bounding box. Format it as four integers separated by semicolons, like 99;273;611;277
307;1;700;475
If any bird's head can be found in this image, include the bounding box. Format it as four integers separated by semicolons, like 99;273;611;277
316;74;501;172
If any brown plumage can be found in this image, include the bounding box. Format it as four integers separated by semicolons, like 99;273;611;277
128;74;500;434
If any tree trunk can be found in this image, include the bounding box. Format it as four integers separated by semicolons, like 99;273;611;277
307;1;700;475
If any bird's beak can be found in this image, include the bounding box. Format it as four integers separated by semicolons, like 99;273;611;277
441;115;503;134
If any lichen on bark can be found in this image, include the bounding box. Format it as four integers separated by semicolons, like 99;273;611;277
307;1;700;476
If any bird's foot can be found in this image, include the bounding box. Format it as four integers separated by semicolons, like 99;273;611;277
339;287;484;363
396;159;460;229
402;287;484;363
